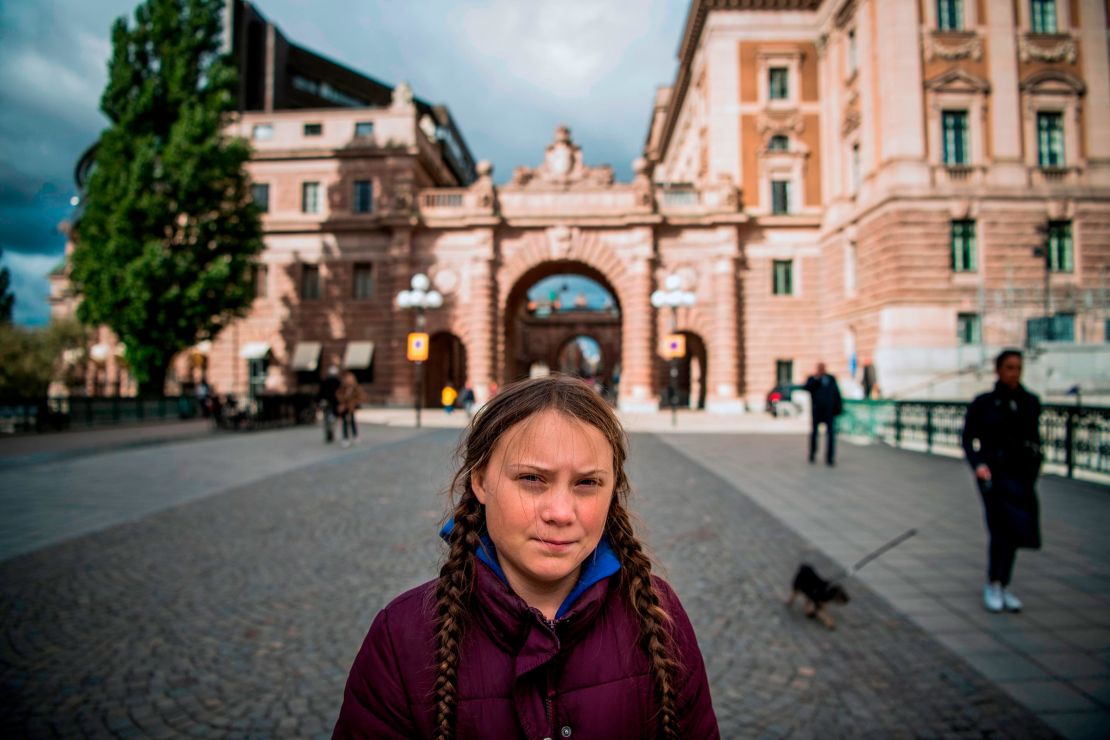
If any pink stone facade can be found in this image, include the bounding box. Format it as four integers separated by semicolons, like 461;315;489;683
53;0;1110;407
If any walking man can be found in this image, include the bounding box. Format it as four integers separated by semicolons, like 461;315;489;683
961;349;1042;613
804;362;843;466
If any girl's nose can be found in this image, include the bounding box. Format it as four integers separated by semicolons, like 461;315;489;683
540;486;575;525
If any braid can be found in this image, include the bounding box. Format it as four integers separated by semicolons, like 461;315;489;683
432;492;483;740
607;501;680;739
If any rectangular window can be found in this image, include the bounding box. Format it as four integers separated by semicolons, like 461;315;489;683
769;68;789;100
301;181;321;214
252;123;273;141
301;264;320;300
1047;220;1073;273
303;122;322;136
771;180;791;215
1027;313;1074;344
354;121;375;137
254;263;268;299
775;360;794;386
248;358;268;399
937;0;963;30
847;29;858;75
1031;0;1057;33
957;313;980;345
942;110;969;165
353;180;373;213
772;260;794;296
353;262;373;299
768;135;790;152
250;183;270;213
951;219;977;272
1037;112;1064;167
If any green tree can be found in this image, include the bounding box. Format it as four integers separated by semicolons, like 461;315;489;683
71;0;263;395
0;246;14;323
0;319;90;397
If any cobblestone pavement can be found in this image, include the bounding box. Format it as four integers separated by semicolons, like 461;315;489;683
1;426;1058;738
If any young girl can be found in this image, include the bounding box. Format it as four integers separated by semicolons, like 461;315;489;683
334;374;718;739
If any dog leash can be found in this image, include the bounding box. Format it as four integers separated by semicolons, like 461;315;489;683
846;528;917;576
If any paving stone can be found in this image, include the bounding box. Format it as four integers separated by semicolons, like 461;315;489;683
0;426;1065;737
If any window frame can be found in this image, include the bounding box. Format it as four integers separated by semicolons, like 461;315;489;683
941;110;970;166
301;264;321;300
1030;0;1057;34
768;67;790;101
301;181;322;214
772;259;794;296
1036;111;1065;168
937;0;964;31
353;180;373;214
250;183;270;213
1047;220;1073;273
303;122;323;137
775;359;794;386
352;262;373;300
771;180;792;215
956;312;981;345
950;219;977;272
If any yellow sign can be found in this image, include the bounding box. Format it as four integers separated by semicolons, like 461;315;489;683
663;334;686;359
407;332;429;362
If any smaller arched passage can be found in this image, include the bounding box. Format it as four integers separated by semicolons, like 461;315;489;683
657;331;708;410
426;332;467;408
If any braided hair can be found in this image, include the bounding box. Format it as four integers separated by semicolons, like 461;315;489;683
432;374;680;739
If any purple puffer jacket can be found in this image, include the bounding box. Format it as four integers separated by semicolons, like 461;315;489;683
334;556;719;739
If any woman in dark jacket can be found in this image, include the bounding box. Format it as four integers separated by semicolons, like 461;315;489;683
334;374;719;739
961;349;1042;614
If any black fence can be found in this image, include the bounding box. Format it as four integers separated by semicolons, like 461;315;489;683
0;394;317;435
841;399;1110;479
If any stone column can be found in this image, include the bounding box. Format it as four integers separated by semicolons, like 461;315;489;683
873;0;930;188
987;0;1026;185
464;230;497;405
387;228;415;405
1080;0;1110;185
618;257;657;412
706;255;745;412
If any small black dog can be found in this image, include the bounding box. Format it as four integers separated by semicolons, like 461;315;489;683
785;564;850;629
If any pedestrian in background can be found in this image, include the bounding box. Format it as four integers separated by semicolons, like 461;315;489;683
336;371;368;448
459;381;476;418
441;382;458;415
804;362;843;466
334;374;719;738
961;349;1042;613
318;365;341;443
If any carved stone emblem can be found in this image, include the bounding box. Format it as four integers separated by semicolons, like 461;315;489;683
510;126;614;188
1019;35;1077;64
922;32;983;61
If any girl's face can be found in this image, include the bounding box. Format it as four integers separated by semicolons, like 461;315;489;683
472;409;615;612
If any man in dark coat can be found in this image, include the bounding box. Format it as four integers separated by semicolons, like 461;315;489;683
962;349;1042;613
804;362;843;466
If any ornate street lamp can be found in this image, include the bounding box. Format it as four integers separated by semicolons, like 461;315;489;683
395;273;443;427
651;274;696;427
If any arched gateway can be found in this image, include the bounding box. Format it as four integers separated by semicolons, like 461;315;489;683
391;127;747;411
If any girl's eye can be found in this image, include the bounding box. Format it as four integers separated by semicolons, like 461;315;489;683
518;474;542;484
577;479;600;488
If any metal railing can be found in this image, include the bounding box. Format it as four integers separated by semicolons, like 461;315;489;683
840;399;1110;479
0;394;318;435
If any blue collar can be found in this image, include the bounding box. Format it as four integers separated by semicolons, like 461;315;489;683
439;519;621;619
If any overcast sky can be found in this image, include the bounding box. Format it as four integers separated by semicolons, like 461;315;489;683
0;0;688;326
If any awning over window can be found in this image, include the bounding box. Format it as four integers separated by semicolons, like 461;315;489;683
240;341;271;360
344;341;375;370
291;341;322;371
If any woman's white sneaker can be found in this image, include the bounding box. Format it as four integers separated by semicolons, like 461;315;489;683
983;583;1004;613
1002;589;1022;612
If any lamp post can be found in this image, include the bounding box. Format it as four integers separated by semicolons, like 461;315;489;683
651;274;696;428
396;273;443;427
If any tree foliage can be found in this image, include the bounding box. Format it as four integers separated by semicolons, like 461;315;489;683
0;319;90;397
71;0;263;395
0;246;14;323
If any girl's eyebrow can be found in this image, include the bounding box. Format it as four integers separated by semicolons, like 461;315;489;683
506;463;611;476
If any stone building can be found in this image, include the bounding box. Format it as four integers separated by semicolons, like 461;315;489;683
53;0;1110;408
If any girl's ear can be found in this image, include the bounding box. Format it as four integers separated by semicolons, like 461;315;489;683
471;469;488;505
